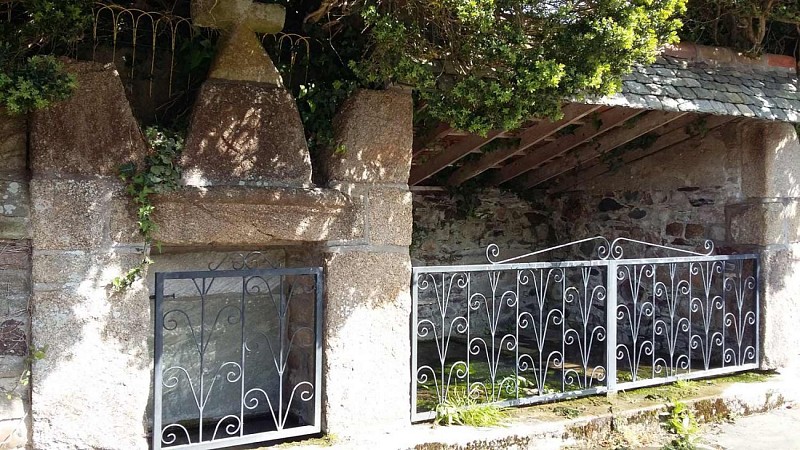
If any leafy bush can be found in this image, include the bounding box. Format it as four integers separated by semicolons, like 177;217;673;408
0;0;92;113
662;400;700;450
0;56;76;114
350;0;686;135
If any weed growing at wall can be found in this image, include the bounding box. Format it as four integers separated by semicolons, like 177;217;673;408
434;389;507;427
113;126;184;291
662;400;700;450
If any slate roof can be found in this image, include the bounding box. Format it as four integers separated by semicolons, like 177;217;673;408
599;55;800;122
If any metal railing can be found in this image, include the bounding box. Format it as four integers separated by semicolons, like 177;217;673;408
411;237;759;421
153;253;322;449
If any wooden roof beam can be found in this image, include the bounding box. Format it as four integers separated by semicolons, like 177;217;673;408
447;103;603;186
550;114;736;192
490;107;644;186
412;123;452;157
409;131;502;185
520;110;688;189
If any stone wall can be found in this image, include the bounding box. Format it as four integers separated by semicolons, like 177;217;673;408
541;122;743;257
412;123;741;263
0;112;32;450
412;189;544;265
15;51;414;448
28;61;152;450
727;122;800;369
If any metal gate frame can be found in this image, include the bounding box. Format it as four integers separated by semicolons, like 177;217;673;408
153;265;323;450
411;237;760;422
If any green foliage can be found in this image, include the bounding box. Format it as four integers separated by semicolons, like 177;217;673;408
269;20;371;161
662;400;700;450
0;0;92;113
271;0;687;156
113;126;184;292
1;345;46;401
680;0;800;54
349;0;686;135
0;56;76;114
434;390;507;427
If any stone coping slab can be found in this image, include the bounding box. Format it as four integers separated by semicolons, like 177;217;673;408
152;186;362;246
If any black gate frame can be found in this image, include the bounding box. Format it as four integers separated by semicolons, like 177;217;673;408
153;266;323;450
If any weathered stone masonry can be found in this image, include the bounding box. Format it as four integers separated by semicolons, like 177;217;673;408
0;111;32;450
28;61;151;450
13;56;413;449
0;41;797;450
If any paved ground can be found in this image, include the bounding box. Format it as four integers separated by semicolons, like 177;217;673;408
699;405;800;450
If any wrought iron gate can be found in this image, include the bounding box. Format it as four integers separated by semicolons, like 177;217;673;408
153;255;323;449
411;237;759;421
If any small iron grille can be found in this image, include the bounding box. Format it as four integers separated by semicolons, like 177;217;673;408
153;255;322;450
411;237;759;421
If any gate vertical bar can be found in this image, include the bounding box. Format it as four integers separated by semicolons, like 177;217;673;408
410;270;418;419
153;273;165;450
239;276;246;437
754;258;760;366
606;261;617;394
314;268;323;430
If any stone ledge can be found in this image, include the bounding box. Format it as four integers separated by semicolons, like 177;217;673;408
152;186;363;246
277;369;798;449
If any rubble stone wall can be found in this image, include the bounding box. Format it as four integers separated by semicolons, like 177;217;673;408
0;111;32;450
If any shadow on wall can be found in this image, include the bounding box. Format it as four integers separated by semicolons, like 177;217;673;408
183;81;312;188
30;249;152;448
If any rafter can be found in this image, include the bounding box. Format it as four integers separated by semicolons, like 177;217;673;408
520;111;688;189
409;131;501;185
412;122;452;157
491;107;644;185
447;103;602;186
550;114;736;192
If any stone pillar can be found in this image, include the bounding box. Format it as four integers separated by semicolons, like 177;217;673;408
0;111;32;450
320;89;414;436
726;121;800;370
27;61;151;449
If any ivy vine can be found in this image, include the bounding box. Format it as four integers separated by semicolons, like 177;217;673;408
112;126;184;291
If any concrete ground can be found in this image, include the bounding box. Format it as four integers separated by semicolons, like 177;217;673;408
699;405;800;450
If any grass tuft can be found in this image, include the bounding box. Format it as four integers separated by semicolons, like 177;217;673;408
434;390;507;427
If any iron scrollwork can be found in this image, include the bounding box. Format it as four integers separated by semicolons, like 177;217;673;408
153;259;322;450
413;238;758;422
